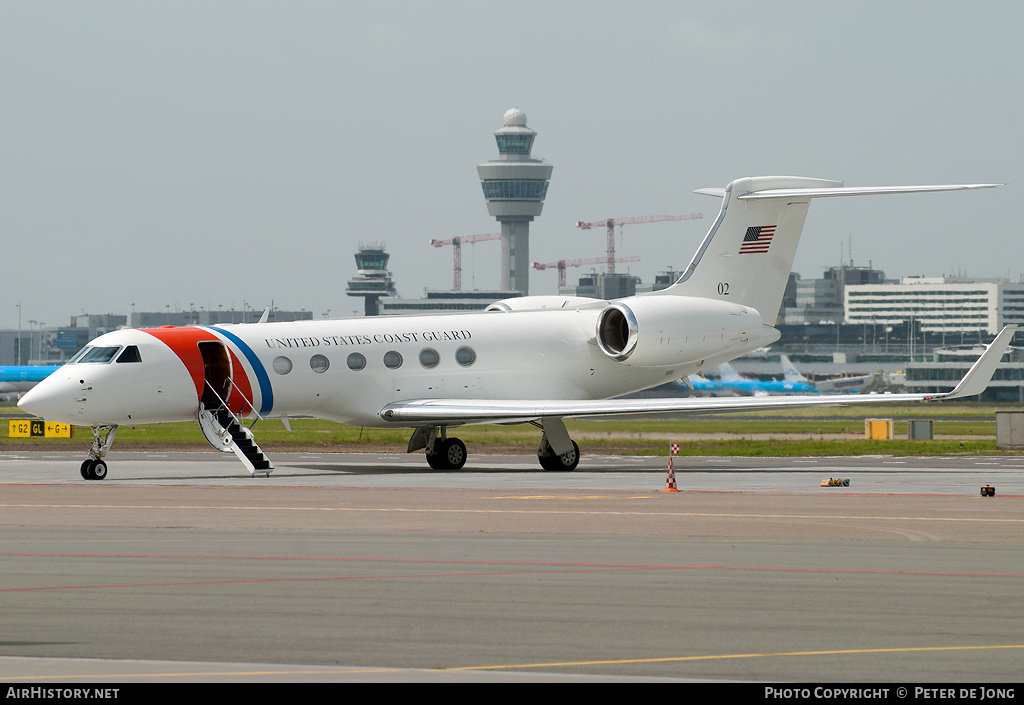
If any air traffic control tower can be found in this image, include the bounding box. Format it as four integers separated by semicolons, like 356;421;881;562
477;108;553;294
346;242;397;316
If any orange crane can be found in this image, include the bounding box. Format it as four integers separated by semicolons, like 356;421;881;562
575;213;702;274
429;233;501;291
533;255;641;287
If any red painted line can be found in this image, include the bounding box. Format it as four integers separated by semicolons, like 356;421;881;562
0;566;672;593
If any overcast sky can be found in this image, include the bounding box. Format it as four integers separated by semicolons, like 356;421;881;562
2;1;1021;329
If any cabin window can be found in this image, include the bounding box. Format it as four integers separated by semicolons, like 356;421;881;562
116;346;142;363
310;354;330;373
347;353;366;371
272;356;293;375
419;348;440;369
455;346;477;367
383;351;403;369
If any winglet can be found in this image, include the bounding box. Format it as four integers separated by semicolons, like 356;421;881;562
942;325;1017;399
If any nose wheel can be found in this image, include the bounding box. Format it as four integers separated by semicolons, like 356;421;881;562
80;458;108;480
80;425;117;481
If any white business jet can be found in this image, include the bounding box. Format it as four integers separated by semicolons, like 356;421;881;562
18;176;1012;480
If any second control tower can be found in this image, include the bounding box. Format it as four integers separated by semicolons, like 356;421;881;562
477;108;553;294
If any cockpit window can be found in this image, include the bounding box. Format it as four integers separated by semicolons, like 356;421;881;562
67;347;91;364
71;346;122;364
116;346;142;363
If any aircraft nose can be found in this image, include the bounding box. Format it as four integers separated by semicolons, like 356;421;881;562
17;374;75;423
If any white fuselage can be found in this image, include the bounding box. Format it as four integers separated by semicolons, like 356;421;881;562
19;297;768;429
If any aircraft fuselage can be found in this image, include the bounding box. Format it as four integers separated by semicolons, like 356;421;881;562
22;297;765;429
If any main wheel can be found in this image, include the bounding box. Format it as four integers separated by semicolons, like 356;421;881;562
81;459;94;480
425;438;467;470
440;438;467;470
539;441;580;471
426;450;447;469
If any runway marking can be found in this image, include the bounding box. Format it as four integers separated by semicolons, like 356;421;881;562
3;645;1023;681
3;554;1024;592
444;644;1024;672
4;502;1023;524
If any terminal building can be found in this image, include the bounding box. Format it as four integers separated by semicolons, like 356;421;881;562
379;289;521;315
904;345;1024;402
781;264;886;326
130;308;312;328
844;276;1024;337
1;308;313;365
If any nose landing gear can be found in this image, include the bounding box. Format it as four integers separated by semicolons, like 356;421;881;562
80;425;117;480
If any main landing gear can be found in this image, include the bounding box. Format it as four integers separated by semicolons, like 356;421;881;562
427;436;467;470
537;438;580;472
409;426;468;470
408;419;580;472
81;425;117;480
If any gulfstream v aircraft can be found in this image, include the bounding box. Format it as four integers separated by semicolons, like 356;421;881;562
18;176;1011;480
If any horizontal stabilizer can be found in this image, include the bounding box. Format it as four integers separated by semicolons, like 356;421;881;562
736;183;1001;200
694;188;726;198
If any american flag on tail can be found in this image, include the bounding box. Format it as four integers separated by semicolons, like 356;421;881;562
738;225;776;254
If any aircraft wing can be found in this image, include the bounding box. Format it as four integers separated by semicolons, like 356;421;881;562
380;325;1016;426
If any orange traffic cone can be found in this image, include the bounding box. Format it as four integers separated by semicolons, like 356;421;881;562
662;444;680;492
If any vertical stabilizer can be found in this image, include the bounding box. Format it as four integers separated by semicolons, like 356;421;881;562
662;177;999;326
664;176;840;324
780;354;809;384
716;361;744;384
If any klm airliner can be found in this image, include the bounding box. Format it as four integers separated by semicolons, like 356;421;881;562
0;365;62;395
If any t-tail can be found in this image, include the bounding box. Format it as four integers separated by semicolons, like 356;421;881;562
659;176;1000;325
780;354;809;385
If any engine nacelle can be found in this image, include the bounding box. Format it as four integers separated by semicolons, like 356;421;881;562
485;295;602;312
595;295;762;366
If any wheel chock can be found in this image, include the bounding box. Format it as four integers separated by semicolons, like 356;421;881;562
981;485;995;497
820;478;851;487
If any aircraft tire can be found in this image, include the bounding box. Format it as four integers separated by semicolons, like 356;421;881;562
90;459;108;480
81;459;93;480
440;438;467;470
539;441;580;472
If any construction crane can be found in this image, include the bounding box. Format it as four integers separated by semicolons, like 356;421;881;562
429;233;501;291
575;213;703;274
533;255;641;287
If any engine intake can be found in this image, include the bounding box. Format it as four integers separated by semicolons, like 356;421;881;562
596;304;638;361
595;296;761;367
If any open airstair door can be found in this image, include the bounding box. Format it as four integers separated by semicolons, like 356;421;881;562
196;340;274;476
199;341;232;410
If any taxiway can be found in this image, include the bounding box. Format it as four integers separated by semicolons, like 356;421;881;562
1;450;1022;683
